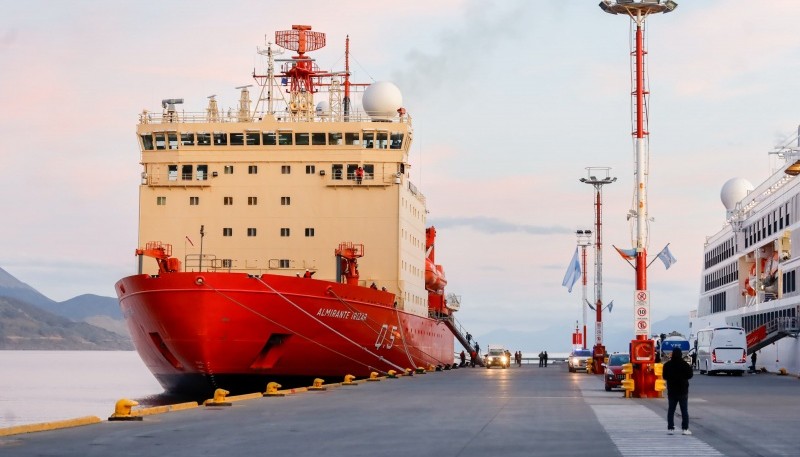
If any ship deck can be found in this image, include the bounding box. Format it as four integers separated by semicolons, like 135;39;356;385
3;364;798;456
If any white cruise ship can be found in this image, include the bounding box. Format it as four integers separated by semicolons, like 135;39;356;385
690;126;800;374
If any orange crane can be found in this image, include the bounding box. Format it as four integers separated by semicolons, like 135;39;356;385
135;242;182;274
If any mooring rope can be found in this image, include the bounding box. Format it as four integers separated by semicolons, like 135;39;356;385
202;279;392;375
253;277;407;372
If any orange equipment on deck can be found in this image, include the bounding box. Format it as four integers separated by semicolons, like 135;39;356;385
135;242;182;274
425;227;449;314
335;242;364;286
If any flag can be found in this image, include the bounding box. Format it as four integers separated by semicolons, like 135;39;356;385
613;245;637;261
607;300;614;313
657;244;677;270
185;236;194;247
562;247;581;293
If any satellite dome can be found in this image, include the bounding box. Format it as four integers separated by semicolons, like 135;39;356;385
315;100;330;115
720;177;754;212
362;81;403;120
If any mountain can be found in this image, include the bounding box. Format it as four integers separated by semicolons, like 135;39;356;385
0;295;133;350
0;266;131;346
474;314;691;355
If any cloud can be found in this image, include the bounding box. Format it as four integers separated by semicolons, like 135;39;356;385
429;216;572;235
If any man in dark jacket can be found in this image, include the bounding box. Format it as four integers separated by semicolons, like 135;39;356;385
662;347;693;435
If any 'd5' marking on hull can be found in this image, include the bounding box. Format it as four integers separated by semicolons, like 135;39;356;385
375;324;398;350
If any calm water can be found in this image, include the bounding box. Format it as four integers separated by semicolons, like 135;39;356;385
0;351;164;428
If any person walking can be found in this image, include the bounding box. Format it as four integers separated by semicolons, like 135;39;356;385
663;347;694;435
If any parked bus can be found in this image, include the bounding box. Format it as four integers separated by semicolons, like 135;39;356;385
696;326;747;376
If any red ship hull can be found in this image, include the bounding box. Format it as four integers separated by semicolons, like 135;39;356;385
116;272;455;395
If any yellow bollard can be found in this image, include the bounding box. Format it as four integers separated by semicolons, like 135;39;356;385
204;388;232;406
653;363;665;397
416;366;427;374
367;371;381;382
404;368;414;377
108;398;143;421
342;374;358;386
263;381;285;397
308;378;327;391
387;370;398;379
621;363;634;398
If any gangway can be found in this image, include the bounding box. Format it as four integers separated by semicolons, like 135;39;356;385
439;315;485;367
746;317;800;354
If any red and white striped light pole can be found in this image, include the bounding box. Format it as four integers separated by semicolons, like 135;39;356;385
600;0;677;397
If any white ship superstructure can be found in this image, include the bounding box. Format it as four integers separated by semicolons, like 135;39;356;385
691;127;800;374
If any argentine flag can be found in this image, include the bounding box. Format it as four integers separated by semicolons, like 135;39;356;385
562;247;582;293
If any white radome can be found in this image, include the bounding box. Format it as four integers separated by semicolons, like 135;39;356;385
720;177;754;211
362;81;402;120
316;100;330;115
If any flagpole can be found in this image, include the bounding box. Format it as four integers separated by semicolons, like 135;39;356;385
577;229;592;350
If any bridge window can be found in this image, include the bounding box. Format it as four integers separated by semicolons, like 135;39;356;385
345;132;360;146
332;164;343;180
197;133;211;146
246;132;260;145
197;164;208;180
376;131;388;149
155;133;166;150
168;133;178;149
214;133;227;146
363;131;374;148
278;132;292;145
328;132;342;145
390;132;404;149
230;133;244;146
312;133;326;145
181;165;192;181
295;133;309;145
168;165;178;181
263;132;277;145
181;133;195;146
141;134;154;150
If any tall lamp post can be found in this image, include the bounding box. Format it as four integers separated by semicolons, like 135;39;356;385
600;0;677;397
576;229;593;350
580;168;616;373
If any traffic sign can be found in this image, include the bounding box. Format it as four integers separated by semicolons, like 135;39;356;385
634;289;650;336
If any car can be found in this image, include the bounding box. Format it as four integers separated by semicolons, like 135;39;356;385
568;349;593;373
604;353;630;391
484;345;510;369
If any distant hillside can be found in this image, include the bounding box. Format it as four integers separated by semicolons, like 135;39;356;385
0;296;133;350
474;314;691;354
0;267;128;339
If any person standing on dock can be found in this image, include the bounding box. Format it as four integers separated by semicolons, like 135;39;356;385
663;347;693;435
751;351;757;372
543;351;548;367
460;350;466;367
538;351;544;367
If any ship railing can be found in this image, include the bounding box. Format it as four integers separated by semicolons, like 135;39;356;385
145;171;211;187
140;110;412;125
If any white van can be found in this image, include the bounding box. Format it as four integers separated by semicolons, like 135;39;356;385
696;326;747;376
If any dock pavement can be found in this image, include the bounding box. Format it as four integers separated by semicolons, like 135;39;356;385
1;362;798;456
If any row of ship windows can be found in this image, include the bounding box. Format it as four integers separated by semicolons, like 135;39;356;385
195;227;316;237
162;164;377;181
156;196;293;206
740;306;797;333
705;237;736;269
704;263;739;292
141;131;405;150
744;202;791;248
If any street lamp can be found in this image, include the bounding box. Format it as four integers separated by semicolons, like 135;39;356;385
600;0;676;398
580;168;616;373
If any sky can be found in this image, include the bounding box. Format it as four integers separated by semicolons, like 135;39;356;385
2;0;800;350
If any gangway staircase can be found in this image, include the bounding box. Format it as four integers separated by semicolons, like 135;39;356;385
746;317;800;354
438;315;485;367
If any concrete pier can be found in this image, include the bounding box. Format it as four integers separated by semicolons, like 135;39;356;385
2;364;798;456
